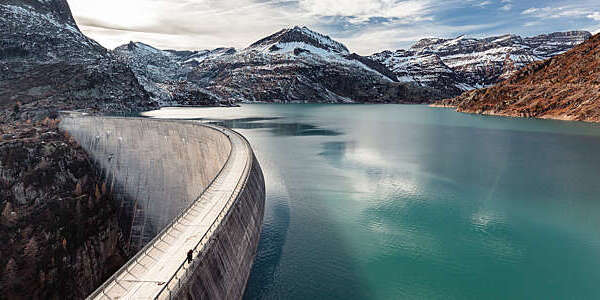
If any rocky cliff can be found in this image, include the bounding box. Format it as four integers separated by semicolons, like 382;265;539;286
371;31;591;98
437;33;600;122
0;119;130;300
0;0;154;120
0;1;150;299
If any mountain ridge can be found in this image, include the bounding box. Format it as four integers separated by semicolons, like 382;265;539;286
437;33;600;122
115;26;437;104
370;31;591;98
114;27;589;104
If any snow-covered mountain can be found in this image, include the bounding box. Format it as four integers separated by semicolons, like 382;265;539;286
113;42;226;106
183;26;437;103
0;0;153;119
116;26;438;104
370;31;591;98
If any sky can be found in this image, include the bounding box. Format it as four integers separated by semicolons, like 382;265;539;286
66;0;600;55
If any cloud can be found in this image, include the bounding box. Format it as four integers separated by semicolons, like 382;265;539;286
298;0;433;24
477;1;492;7
66;0;600;55
521;6;590;19
588;12;600;21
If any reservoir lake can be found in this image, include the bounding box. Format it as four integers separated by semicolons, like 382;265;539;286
144;104;600;299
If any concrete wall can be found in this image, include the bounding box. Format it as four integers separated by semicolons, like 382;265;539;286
177;152;265;300
60;116;232;250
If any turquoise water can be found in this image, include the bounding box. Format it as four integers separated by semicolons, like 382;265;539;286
145;104;600;299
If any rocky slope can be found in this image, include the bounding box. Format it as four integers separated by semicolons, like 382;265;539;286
118;26;439;104
0;119;130;299
371;31;591;98
192;26;438;103
113;42;228;106
0;0;154;121
0;1;148;299
437;33;600;122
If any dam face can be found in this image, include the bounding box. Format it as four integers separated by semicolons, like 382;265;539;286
59;115;265;299
61;116;232;250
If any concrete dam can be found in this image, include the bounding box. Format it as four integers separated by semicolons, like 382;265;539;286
59;115;266;299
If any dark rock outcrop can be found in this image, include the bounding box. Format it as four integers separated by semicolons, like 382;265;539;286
437;33;600;122
0;0;154;121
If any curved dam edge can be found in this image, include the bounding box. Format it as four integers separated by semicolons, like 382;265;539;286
176;139;265;300
58;114;265;299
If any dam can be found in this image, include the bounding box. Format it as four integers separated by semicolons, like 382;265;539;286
59;115;265;299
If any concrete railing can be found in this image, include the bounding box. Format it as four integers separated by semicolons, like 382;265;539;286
154;129;254;299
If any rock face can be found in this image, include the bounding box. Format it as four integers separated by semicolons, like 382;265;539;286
371;31;591;98
0;119;130;299
118;26;439;104
0;0;154;120
438;33;600;122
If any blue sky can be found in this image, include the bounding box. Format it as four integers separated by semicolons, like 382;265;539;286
67;0;600;55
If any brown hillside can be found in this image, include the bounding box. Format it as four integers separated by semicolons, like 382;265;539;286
438;33;600;122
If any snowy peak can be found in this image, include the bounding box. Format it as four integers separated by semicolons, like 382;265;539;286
114;41;163;55
247;26;350;55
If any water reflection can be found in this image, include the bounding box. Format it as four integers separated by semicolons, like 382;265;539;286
210;118;342;137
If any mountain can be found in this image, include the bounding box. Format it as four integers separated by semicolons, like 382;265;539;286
0;0;153;121
113;42;226;106
437;33;600;122
370;31;591;98
188;26;438;103
118;26;439;104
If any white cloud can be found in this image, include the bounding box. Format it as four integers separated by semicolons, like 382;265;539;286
298;0;433;24
68;0;437;54
65;0;600;55
477;1;492;7
521;7;538;15
588;12;600;21
521;6;590;19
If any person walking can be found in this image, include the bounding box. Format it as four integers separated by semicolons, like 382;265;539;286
187;249;193;264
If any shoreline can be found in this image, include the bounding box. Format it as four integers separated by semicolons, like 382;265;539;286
428;104;599;124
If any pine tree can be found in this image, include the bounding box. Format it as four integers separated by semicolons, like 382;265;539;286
2;258;18;290
74;181;83;196
24;237;39;259
95;184;101;201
